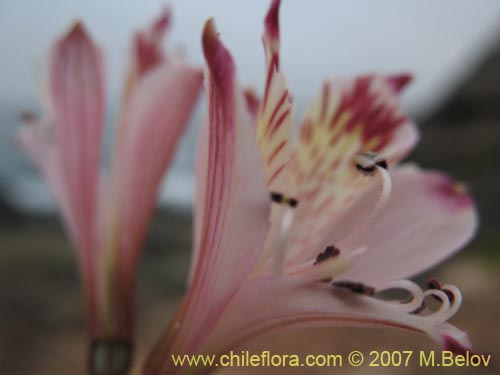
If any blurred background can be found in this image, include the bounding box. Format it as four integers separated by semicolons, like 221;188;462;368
1;1;499;374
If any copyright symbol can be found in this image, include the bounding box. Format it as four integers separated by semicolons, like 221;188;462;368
348;351;364;366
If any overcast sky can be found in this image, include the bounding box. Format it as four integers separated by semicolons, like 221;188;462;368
2;0;500;210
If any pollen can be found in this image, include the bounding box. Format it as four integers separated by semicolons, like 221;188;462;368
332;280;376;296
314;245;340;265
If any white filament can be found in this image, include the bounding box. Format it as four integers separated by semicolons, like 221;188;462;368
432;284;462;322
339;166;392;248
423;289;451;318
375;280;463;324
376;279;425;313
272;205;294;275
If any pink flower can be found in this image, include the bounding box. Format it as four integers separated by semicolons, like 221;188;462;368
18;10;202;374
144;1;477;373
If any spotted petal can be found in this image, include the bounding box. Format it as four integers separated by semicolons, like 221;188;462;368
286;75;419;262
256;0;293;193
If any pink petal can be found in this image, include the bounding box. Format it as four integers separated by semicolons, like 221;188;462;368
17;123;74;239
18;125;103;333
109;61;202;334
202;276;471;357
146;21;270;369
340;164;478;283
50;22;105;326
286;75;418;262
49;21;104;255
256;0;293;193
119;61;202;248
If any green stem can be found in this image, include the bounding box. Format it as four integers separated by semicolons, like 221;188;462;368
89;338;133;375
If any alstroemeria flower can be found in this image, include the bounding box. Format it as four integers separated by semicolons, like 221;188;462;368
145;1;477;374
18;10;202;374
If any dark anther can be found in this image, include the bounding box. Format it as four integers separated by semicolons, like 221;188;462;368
332;280;376;296
426;277;455;303
314;245;340;265
376;160;388;169
426;277;442;290
287;197;299;207
270;191;283;203
355;163;376;174
270;192;298;208
354;152;387;175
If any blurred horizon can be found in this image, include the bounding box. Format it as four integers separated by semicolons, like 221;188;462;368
2;0;500;214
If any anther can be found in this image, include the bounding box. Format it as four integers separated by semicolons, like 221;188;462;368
332;280;376;296
427;277;442;290
270;191;298;208
270;192;283;204
314;245;340;265
286;197;299;208
354;151;388;175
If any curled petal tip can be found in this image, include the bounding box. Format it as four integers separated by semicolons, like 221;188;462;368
264;0;281;40
386;73;413;93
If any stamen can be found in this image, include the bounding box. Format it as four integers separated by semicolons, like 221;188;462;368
423;289;451;316
410;300;426;315
290;247;366;281
272;205;294;274
434;284;462;322
427;277;455;303
427;277;442;291
314;245;340;265
339;159;392;247
369;279;463;324
333;280;376;296
375;280;425;314
270;191;283;203
419;284;462;323
270;191;299;208
355;151;388;176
